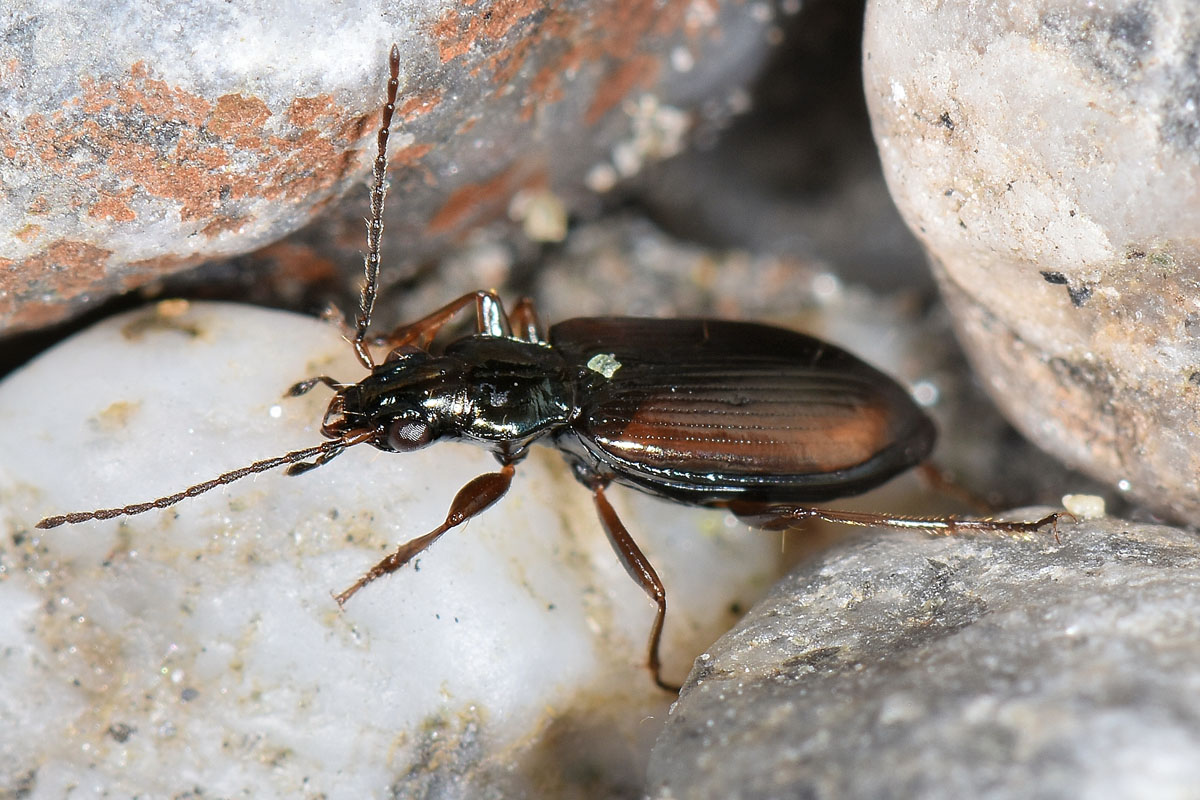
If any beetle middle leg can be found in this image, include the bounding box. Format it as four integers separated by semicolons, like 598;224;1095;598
509;297;546;344
590;481;679;692
374;290;515;353
334;463;516;606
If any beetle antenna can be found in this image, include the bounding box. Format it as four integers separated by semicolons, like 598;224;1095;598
35;431;373;529
352;44;401;369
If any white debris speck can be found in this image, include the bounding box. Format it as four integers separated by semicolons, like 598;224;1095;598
671;47;694;73
1062;494;1106;519
509;188;568;243
586;163;619;193
911;380;940;408
586;353;622;379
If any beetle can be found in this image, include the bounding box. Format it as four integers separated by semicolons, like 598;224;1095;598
37;45;1063;691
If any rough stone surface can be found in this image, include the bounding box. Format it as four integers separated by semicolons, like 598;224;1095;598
0;302;783;798
864;0;1200;521
648;515;1200;799
1;0;776;334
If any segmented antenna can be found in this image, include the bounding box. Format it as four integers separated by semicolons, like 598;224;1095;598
352;44;402;369
35;48;404;531
36;434;372;529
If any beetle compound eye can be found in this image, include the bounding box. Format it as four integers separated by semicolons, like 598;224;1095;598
386;415;434;452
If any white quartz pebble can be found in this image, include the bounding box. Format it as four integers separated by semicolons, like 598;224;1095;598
0;301;781;798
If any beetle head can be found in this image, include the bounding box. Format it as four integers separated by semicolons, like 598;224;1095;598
322;347;460;454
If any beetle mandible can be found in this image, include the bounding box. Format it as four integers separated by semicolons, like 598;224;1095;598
38;45;1064;692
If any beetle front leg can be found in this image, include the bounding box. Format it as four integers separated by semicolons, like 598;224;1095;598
334;464;516;606
590;482;679;693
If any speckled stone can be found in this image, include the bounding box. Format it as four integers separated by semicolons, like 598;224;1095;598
648;515;1200;799
0;302;782;798
1;0;778;333
863;0;1200;521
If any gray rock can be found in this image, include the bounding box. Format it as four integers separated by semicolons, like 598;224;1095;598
863;0;1200;521
1;0;776;333
648;515;1200;799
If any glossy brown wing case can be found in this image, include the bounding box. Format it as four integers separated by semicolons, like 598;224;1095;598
549;317;936;504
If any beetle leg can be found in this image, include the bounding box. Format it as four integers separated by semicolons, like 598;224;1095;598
727;501;1069;537
286;375;344;397
376;290;514;354
334;464;516;606
591;482;680;693
284;445;346;476
509;297;546;344
319;302;356;338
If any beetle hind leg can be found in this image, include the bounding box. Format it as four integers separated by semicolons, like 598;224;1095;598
590;482;680;693
726;501;1069;537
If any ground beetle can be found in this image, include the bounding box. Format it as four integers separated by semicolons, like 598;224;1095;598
39;46;1064;691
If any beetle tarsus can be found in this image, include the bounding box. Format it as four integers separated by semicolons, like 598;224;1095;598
287;375;343;397
335;526;447;607
285;444;346;476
